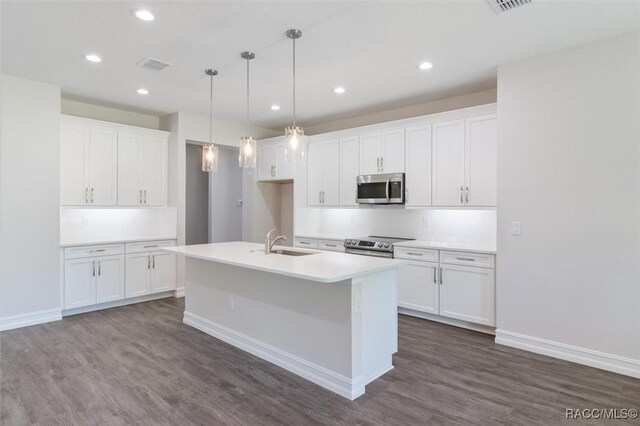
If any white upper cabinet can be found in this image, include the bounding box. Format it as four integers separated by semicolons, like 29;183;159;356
307;140;339;206
359;133;381;175
432;115;496;207
257;137;294;181
258;144;276;180
339;136;359;206
117;132;168;206
358;129;405;175
405;125;432;207
60;120;117;206
432;119;466;206
466;115;497;206
61;116;168;207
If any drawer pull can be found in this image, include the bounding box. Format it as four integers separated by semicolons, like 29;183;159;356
455;257;476;262
406;252;424;256
143;245;159;248
299;241;310;245
324;244;337;247
89;249;106;253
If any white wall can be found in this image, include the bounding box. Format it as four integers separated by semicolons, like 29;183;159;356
61;98;160;129
160;111;279;290
305;89;496;135
0;75;61;329
495;31;640;377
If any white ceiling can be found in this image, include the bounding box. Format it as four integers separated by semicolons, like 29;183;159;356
2;1;639;129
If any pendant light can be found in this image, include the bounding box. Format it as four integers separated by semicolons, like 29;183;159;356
202;68;219;173
239;51;257;168
284;28;304;164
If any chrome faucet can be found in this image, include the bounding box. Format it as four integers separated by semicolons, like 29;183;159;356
265;228;287;254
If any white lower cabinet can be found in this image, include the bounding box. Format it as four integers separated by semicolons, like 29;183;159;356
125;241;177;298
64;240;175;312
125;252;151;298
396;247;495;327
398;261;439;315
64;248;125;309
439;264;495;326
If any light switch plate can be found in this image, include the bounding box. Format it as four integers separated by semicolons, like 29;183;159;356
511;222;521;236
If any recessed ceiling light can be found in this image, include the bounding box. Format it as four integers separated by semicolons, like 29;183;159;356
270;105;281;111
137;88;149;95
418;62;433;70
133;9;155;21
84;54;102;63
333;87;346;94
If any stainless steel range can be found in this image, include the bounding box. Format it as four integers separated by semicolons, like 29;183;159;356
344;236;415;258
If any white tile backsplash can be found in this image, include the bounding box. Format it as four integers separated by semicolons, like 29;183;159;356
295;207;496;245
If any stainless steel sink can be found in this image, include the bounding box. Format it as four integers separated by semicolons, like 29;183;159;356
251;249;317;257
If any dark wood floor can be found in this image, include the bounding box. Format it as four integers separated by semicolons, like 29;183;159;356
1;298;638;425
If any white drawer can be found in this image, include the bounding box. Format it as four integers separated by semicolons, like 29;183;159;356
394;246;439;262
126;240;176;254
439;251;495;268
319;239;344;252
294;237;319;249
65;244;124;259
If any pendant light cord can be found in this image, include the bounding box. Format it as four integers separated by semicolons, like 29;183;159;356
209;73;213;144
246;58;251;135
292;36;296;128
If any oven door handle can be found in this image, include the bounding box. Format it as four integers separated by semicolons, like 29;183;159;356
345;248;393;258
385;179;390;201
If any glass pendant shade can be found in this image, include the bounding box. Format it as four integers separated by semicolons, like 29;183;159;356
239;136;256;168
202;144;218;172
284;126;304;163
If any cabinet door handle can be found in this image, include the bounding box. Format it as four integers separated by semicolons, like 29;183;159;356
465;186;469;204
152;254;155;269
376;157;380;171
380;157;384;171
455;257;476;262
147;255;150;269
92;260;95;277
91;188;94;204
460;186;464;204
322;190;325;204
139;189;143;204
439;267;443;285
433;267;436;284
405;189;408;203
144;190;147;204
98;260;101;276
85;188;89;204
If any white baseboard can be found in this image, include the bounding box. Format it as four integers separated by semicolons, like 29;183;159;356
398;307;496;335
495;329;640;379
0;308;62;332
62;291;175;317
174;287;185;298
184;311;387;400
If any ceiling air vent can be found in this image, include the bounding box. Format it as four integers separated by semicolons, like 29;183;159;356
487;0;531;14
136;57;172;72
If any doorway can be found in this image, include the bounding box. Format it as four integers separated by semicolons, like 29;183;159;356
209;146;243;242
185;144;209;245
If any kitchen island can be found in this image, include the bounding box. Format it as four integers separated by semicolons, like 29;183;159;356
164;241;403;400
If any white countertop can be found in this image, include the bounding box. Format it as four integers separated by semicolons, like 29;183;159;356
164;241;404;283
393;240;496;254
60;237;177;248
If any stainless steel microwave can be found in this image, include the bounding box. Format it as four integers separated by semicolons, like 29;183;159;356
356;173;405;205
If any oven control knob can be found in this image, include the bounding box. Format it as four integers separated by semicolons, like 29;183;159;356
384;243;390;248
377;243;383;248
345;240;350;244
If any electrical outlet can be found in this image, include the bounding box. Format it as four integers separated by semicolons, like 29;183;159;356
511;222;521;236
228;296;235;310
